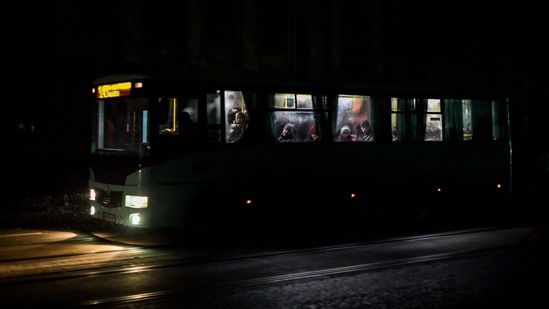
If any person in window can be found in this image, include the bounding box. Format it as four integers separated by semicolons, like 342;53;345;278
335;125;356;142
392;128;399;141
309;124;321;142
277;123;298;142
227;100;242;125
425;121;442;141
104;117;116;148
357;120;374;142
227;112;247;143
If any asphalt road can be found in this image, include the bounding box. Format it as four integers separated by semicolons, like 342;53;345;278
1;225;547;308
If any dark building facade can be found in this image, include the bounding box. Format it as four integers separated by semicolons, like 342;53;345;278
51;1;531;89
13;0;548;194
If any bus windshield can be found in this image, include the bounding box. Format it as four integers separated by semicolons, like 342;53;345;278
92;97;149;152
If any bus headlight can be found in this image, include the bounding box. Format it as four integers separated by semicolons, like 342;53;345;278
89;189;96;201
129;213;143;225
125;195;148;208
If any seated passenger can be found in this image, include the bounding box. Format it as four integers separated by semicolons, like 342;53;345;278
335;125;355;142
357;120;374;142
227;112;247;143
309;124;321;142
278;123;298;142
425;121;442;141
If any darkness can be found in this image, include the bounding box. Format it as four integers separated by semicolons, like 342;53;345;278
8;1;549;205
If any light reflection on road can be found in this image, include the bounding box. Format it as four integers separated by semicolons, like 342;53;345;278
0;228;129;279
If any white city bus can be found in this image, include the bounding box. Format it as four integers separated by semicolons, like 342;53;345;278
89;73;512;231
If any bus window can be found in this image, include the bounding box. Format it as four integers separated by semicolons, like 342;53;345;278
197;92;220;143
492;99;508;140
296;94;313;109
470;99;494;141
180;99;199;143
99;97;148;150
273;93;314;110
271;111;316;142
391;97;403;142
225;91;245;124
158;97;199;142
335;95;373;142
392;97;437;142
207;92;222;143
103;117;116;148
207;93;221;125
269;93;317;142
158;98;179;135
425;99;442;141
462;99;473;140
225;91;248;143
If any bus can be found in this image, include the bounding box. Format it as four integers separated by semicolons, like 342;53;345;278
88;73;512;232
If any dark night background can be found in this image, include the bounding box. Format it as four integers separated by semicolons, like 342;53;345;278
8;1;549;204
